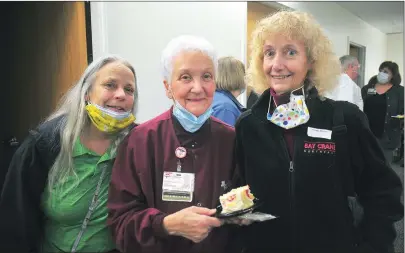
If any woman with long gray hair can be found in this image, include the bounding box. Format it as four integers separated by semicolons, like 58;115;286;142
0;55;138;253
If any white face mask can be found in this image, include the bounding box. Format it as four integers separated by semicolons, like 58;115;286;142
267;86;310;129
377;72;390;84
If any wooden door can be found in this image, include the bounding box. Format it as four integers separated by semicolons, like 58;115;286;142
247;2;278;68
9;2;89;140
0;2;89;188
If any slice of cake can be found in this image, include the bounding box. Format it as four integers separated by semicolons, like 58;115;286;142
219;185;255;214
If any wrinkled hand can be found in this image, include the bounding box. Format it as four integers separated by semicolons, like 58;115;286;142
163;206;223;243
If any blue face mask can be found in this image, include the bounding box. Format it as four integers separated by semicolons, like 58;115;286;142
172;101;213;133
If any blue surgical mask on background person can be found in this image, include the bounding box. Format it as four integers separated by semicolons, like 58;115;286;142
377;71;390;84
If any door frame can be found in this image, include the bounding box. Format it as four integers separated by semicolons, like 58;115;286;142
347;39;366;87
85;1;93;64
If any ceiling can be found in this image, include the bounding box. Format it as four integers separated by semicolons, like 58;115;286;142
335;1;404;34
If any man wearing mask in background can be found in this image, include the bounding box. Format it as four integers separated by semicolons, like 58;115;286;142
325;55;363;111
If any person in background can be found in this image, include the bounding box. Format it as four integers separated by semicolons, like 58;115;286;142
0;55;138;253
325;55;363;110
361;75;378;101
246;85;260;109
212;56;246;126
107;35;240;253
234;10;403;253
362;61;404;162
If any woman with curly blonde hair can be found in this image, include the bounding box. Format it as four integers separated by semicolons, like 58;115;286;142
234;10;403;253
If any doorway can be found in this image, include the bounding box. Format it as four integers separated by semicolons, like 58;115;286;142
0;2;91;189
349;42;366;87
247;2;279;68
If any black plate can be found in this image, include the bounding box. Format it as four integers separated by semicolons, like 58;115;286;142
212;198;263;219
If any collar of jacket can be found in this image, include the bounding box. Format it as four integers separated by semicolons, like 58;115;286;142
216;89;246;112
32;115;137;168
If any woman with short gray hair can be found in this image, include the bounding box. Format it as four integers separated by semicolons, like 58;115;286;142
212;56;246;126
107;35;240;253
0;55;138;253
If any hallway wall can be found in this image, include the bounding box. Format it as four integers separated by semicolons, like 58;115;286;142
91;2;248;123
387;33;404;85
277;1;388;87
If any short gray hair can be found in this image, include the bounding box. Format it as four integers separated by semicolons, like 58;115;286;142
339;55;358;72
216;56;246;92
160;35;218;82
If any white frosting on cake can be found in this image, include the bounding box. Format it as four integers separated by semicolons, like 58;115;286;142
219;185;255;214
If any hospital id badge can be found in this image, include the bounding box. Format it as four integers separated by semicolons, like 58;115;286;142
162;171;195;202
367;88;376;95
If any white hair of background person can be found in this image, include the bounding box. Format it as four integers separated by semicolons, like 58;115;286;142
340;55;358;72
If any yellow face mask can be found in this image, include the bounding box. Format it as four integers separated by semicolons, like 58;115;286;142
85;103;135;133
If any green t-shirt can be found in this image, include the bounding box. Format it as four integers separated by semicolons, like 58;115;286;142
41;139;116;252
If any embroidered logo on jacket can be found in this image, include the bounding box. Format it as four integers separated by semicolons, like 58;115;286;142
304;141;336;154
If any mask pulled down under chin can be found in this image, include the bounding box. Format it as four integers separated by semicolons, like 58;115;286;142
172;101;213;133
267;87;310;129
85;103;135;133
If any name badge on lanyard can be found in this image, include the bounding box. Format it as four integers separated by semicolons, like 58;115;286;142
162;146;195;202
367;88;377;95
162;171;195;202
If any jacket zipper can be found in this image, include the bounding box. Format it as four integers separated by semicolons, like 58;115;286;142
289;160;296;252
279;135;297;251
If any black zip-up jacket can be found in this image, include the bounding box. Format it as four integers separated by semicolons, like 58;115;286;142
234;88;403;253
0;116;63;252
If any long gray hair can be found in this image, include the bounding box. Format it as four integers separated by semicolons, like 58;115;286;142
45;55;138;190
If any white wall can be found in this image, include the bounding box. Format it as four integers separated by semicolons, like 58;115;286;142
387;33;404;85
277;2;388;87
91;2;247;123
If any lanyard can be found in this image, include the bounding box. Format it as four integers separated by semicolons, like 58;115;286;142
71;163;108;253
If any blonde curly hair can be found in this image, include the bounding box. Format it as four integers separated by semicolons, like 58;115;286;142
246;10;340;96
